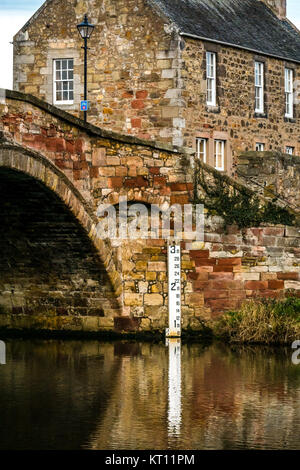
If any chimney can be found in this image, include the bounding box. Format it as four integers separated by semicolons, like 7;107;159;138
260;0;287;19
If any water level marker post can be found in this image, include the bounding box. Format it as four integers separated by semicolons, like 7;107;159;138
166;244;181;338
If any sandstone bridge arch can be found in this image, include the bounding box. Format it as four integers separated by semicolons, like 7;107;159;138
0;142;122;331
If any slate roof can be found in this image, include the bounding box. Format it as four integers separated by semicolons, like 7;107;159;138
148;0;300;63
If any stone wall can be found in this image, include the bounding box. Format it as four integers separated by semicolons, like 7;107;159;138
13;0;185;146
182;38;300;174
0;90;299;334
236;151;300;211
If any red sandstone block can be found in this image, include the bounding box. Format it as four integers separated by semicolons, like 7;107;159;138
205;299;238;310
277;273;299;281
131;118;142;128
251;228;263;238
204;290;228;300
22;134;35;143
189;250;210;259
210;280;243;290
250;290;283;299
160;186;171;196
213;266;234;272
31;134;46;149
90;167;99;178
73;160;88;170
73;170;82;180
124;176;149;188
122;91;134;98
170;195;189;205
193;281;210;290
188;272;209;281
66;140;75;153
46;137;59;151
268;280;284;290
228;290;247;300
149;167;160;175
208;272;234;280
55;159;66;169
196;266;214;273
263;227;285;237
195;258;216;267
108;177;123;189
170;183;194;191
54;138;66;152
187;272;199;281
131;100;145;109
153;176;167;187
218;258;242;266
136;90;148;99
75;139;84;153
245;281;268;290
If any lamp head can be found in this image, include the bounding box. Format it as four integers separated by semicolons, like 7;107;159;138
77;14;95;39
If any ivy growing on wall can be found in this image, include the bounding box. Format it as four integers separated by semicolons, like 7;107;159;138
193;163;295;229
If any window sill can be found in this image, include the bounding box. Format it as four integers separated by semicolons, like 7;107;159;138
254;112;267;118
214;167;225;172
206;105;220;114
54;101;74;106
284;117;296;123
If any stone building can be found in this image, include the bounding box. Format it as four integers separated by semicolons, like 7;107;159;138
13;0;300;175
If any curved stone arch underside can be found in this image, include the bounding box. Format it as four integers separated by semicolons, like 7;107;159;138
0;142;123;306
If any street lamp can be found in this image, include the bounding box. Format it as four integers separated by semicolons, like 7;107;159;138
77;14;95;123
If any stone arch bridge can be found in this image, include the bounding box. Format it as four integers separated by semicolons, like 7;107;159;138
0;90;299;334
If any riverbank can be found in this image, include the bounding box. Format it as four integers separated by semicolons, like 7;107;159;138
213;297;300;345
0;297;299;345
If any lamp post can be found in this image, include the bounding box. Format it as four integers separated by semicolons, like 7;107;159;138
77;14;95;123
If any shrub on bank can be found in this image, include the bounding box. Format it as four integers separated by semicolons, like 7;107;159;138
214;297;300;345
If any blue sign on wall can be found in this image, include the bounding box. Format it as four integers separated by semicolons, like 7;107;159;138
80;100;90;111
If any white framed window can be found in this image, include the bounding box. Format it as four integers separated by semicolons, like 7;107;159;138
285;68;294;118
53;59;74;104
256;142;265;152
214;140;225;171
206;52;216;106
255;61;264;113
285;146;294;155
196;138;208;163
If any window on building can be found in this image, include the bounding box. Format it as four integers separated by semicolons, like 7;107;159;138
255;61;264;113
196;138;208;163
53;59;74;104
285;146;294;155
206;52;216;106
214;140;225;171
256;142;265;152
285;68;294;118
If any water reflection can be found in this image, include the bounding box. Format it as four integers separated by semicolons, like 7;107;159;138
0;339;299;450
167;338;181;439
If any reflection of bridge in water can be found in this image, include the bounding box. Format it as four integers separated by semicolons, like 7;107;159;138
88;342;300;450
0;340;122;450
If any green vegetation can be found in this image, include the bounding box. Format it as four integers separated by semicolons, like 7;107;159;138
214;297;300;345
194;164;295;229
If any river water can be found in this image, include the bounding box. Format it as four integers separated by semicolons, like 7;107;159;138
0;338;299;450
